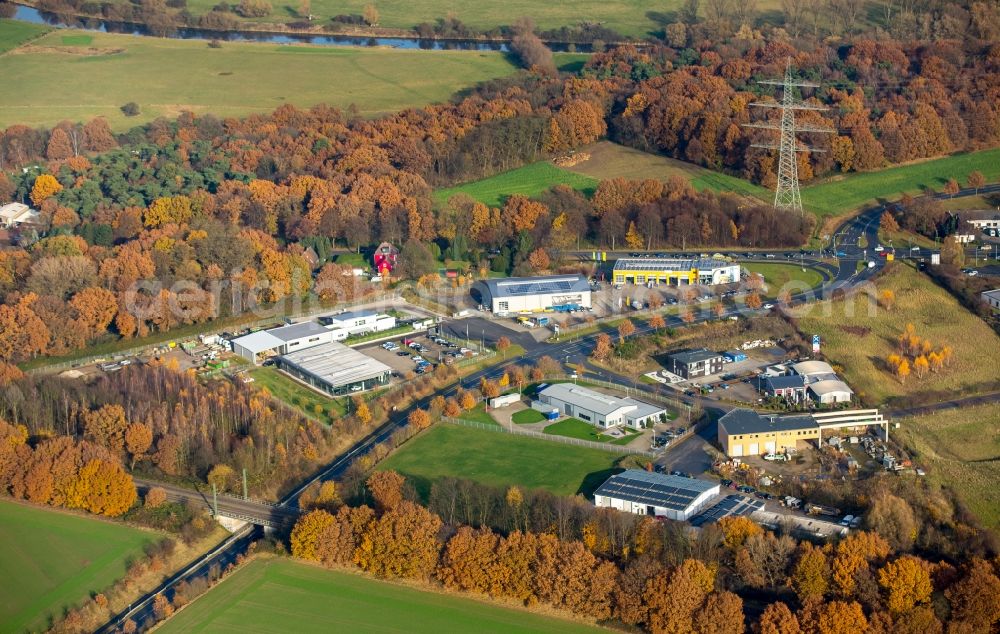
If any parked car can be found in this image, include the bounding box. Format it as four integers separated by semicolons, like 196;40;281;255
720;479;733;487
839;514;855;527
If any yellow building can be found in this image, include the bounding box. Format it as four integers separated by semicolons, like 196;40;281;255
718;408;888;457
612;257;741;286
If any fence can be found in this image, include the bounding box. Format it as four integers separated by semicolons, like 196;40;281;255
441;416;655;457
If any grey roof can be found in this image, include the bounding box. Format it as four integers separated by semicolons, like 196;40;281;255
279;341;391;387
268;321;329;342
613;258;736;273
790;360;836;377
668;348;723;365
627;399;667;421
719;409;818;436
474;274;590;299
982;289;1000;301
595;470;718;511
231;330;284;354
539;383;636;416
764;375;806;391
327;310;379;322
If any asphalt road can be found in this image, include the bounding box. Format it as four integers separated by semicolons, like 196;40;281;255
96;185;997;632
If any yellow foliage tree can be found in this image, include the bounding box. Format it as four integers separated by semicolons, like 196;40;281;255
30;174;62;206
624;221;644;249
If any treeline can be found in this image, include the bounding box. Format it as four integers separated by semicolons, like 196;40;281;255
289;470;1000;633
0;365;336;497
0;418;136;516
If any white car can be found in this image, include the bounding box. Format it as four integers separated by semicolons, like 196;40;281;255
762;303;774;310
874;245;884;252
911;245;920;251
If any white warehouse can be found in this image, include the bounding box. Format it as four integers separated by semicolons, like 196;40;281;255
319;310;396;339
231;321;333;364
535;383;666;430
594;470;721;521
470;275;592;314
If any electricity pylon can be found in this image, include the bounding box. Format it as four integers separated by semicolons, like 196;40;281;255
744;59;834;214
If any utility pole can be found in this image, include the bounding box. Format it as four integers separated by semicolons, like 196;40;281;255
744;59;834;215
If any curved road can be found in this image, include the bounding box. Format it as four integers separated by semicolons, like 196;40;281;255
98;185;997;632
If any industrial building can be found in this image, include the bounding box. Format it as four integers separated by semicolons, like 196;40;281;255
471;274;592;315
534;383;666;430
0;202;39;228
611;258;741;286
231;321;333;364
277;341;392;395
717;408;889;457
318;310;396;337
788;360;854;404
594;470;721;521
760;374;807;403
665;348;725;379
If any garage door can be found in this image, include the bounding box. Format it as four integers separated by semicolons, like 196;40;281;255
764;441;775;454
749;443;759;455
731;444;743;457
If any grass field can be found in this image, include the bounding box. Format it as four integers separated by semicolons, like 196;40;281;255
792;263;1000;406
249;366;346;424
800;148;1000;217
0;18;49;54
744;262;826;297
435;142;770;208
0;500;156;633
0;29;518;130
512;408;546;424
159;557;603;634
457;402;501;427
564;142;770;200
895;404;1000;531
378;423;623;499
543;417;640;446
434;162;599;207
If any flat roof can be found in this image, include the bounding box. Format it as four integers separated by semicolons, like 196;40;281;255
668;348;723;364
324;310;381;322
231;330;284;354
983;289;1000;301
719;408;819;436
268;321;329;342
627;400;667;420
539;383;636;416
613;258;737;273
595;470;718;512
280;341;392;387
474;274;590;299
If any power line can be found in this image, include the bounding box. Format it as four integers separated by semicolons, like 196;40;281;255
744;59;835;215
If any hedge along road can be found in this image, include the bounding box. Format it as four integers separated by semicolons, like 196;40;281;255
95;185;1000;632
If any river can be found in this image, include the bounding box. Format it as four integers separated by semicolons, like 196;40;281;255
10;4;590;52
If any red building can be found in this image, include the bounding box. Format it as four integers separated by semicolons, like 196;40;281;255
373;242;399;275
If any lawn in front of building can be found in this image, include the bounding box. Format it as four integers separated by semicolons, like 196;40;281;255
543;417;641;446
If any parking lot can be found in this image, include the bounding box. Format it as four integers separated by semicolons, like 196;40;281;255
360;332;479;377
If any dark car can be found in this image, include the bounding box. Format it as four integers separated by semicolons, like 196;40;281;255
755;491;772;500
396;351;409;356
720;479;733;487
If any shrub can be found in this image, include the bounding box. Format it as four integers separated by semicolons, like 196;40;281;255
120;102;141;117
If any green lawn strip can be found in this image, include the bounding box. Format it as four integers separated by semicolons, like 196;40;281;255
456;402;500;427
248;366;346;424
511;409;545;424
689;170;771;199
344;323;417;344
378;423;623;499
434;162;599;208
333;252;369;268
0;500;157;633
800;148;1000;217
543;417;640;445
0;18;50;55
158;557;603;634
0;30;518;130
743;262;825;298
